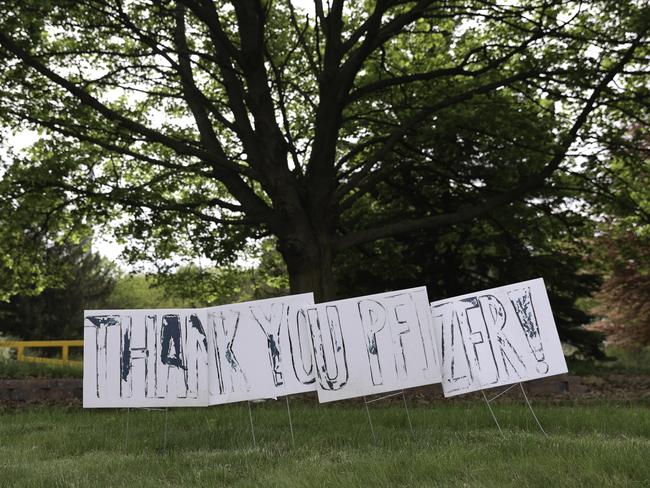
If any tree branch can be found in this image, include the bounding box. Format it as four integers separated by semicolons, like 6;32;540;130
0;30;217;165
0;26;275;225
335;30;647;250
336;68;542;208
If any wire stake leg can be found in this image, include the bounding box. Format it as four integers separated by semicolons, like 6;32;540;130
482;390;503;436
363;396;377;442
247;401;257;447
285;395;295;448
519;383;548;437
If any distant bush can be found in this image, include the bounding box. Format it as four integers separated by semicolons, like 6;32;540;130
0;332;20;360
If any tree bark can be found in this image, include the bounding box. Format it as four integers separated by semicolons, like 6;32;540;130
277;231;337;302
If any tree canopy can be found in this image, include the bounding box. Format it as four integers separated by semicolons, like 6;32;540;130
0;0;648;302
0;244;115;339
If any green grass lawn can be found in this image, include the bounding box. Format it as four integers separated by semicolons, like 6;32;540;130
1;400;649;487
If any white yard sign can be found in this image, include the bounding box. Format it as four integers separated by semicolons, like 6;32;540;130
430;278;567;397
308;287;442;403
83;309;209;408
206;293;316;404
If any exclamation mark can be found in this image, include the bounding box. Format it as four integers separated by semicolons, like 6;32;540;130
507;287;549;374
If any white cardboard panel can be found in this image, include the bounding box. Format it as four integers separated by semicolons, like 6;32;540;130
206;293;316;405
309;287;442;403
430;278;568;398
83;309;209;408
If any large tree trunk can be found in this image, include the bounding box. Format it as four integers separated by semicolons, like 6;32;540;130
278;232;337;302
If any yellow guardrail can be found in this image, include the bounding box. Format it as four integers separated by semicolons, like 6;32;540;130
0;340;84;366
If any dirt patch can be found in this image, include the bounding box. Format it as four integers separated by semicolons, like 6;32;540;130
1;374;649;407
0;378;82;407
406;373;650;404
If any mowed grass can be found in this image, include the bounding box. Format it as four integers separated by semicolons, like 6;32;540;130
1;399;649;487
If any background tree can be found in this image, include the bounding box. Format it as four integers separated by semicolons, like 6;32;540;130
331;84;606;356
586;120;650;349
154;238;290;305
0;0;647;301
0;244;115;339
588;230;650;349
0;145;95;301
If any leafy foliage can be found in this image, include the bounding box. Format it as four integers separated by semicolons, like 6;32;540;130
0;244;115;340
0;1;647;300
584;115;650;349
153;238;290;306
336;205;604;357
99;273;193;310
589;230;650;349
0;147;96;301
333;85;606;356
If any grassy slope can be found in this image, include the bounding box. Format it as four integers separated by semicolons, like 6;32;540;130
567;347;650;375
1;401;648;487
0;359;83;379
